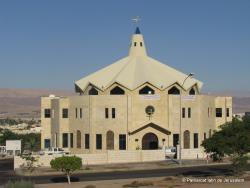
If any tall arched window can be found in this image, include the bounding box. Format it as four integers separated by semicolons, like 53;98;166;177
110;86;125;95
77;130;81;148
139;86;155;95
189;88;196;95
88;87;98;95
106;130;114;150
168;86;180;95
183;130;190;149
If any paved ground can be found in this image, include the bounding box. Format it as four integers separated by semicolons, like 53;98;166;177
16;159;212;176
35;176;250;188
0;158;249;187
0;158;14;184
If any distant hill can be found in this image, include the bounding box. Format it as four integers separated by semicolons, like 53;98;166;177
0;88;249;118
0;88;74;118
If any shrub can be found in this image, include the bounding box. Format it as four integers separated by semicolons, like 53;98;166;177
3;180;34;188
50;155;82;184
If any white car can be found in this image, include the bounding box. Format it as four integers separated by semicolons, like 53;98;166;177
39;147;70;156
164;146;176;158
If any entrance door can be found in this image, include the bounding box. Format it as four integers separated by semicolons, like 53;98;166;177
142;133;158;150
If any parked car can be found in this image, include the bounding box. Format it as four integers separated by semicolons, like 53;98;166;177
164;146;176;158
22;150;32;156
39;147;70;156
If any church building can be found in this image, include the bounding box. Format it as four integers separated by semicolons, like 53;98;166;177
41;27;232;153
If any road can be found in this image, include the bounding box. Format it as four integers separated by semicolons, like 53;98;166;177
0;158;14;184
0;158;242;185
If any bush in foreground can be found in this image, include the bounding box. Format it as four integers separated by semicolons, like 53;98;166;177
3;180;34;188
50;155;82;184
202;116;250;174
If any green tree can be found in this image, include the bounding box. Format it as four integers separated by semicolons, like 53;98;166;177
202;117;250;174
50;156;82;184
0;130;41;152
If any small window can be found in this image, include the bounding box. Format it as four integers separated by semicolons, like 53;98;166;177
139;86;155;95
226;108;230;117
182;108;185;118
85;134;89;149
80;108;82;119
110;86;125;95
134;42;137;46
96;134;102;150
112;108;116;119
44;109;51;118
168;86;180;95
216;108;222;117
88;87;98;95
204;133;207;140
208;107;210;117
70;133;73;148
209;129;212;138
62;108;68;118
189;88;196;95
140;42;143;46
62;133;68;148
75;108;78;119
194;133;199;148
105;108;109;118
119;134;126;150
188;107;191;118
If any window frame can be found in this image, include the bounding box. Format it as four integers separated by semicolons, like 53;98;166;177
85;134;90;149
226;108;230;117
62;133;68;148
44;108;51;118
215;108;222;117
194;133;199;148
119;134;126;150
70;133;73;148
96;134;102;150
62;108;68;118
80;108;82;119
112;108;116;119
188;107;191;118
105;108;109;119
182;108;185;118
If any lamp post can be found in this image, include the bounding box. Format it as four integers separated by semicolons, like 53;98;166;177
179;73;194;165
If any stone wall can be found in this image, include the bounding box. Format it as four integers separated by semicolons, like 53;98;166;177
176;146;207;160
14;150;165;169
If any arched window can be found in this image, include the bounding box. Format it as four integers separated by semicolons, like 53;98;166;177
110;86;125;95
106;130;114;150
77;130;81;148
139;86;155;95
168;86;180;95
183;130;190;149
189;88;196;95
88;87;98;95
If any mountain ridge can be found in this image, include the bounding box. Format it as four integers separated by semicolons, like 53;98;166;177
0;88;249;117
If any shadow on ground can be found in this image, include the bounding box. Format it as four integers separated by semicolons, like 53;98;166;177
50;176;80;183
182;168;233;177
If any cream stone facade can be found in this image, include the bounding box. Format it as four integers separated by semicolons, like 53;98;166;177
41;27;232;155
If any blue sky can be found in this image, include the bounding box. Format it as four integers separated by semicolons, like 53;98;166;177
0;0;249;92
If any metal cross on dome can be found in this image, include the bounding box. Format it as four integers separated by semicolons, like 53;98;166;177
132;16;141;25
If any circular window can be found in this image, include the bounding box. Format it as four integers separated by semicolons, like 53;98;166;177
145;105;155;115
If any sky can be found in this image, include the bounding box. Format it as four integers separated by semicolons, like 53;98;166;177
0;0;249;92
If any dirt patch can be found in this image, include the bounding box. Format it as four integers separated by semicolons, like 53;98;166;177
83;185;96;188
123;180;154;187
